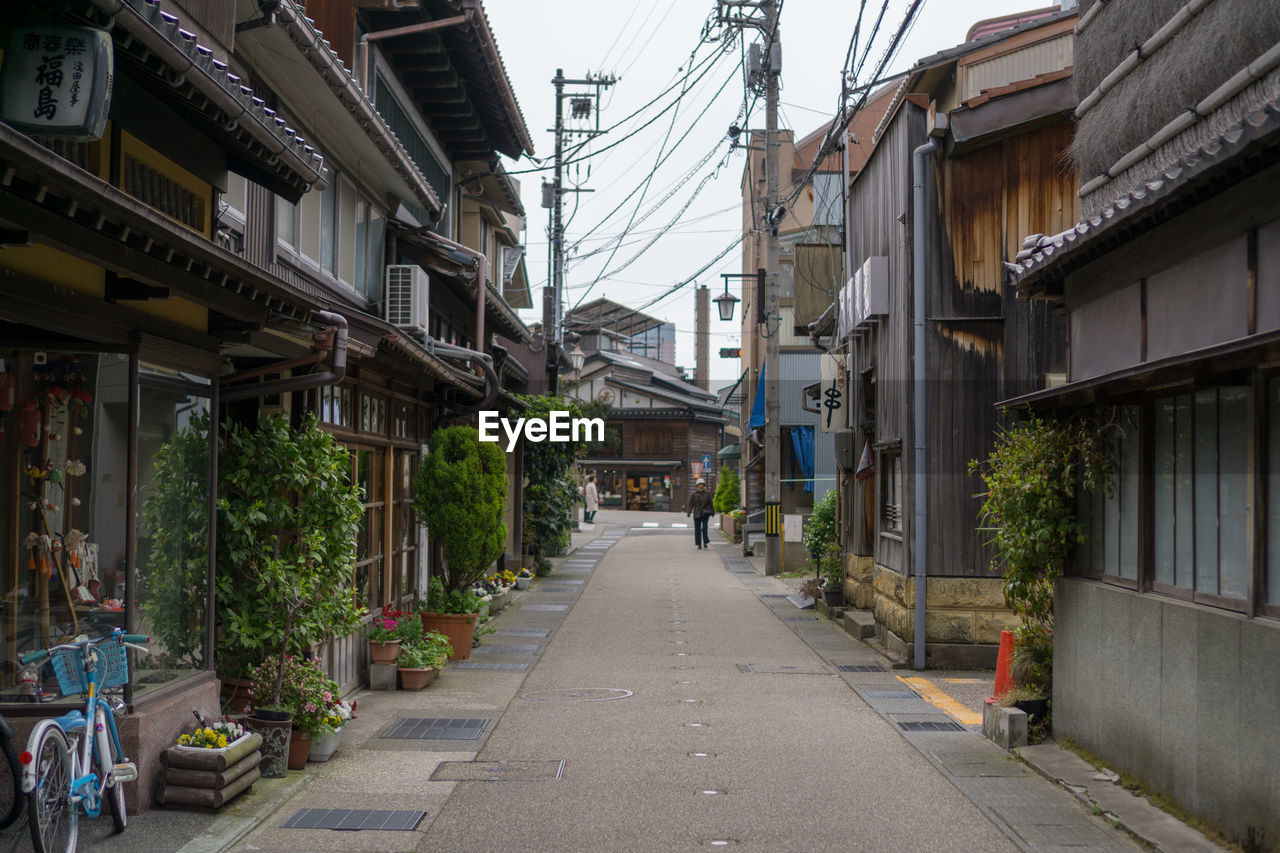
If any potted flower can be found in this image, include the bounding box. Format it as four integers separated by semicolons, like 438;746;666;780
819;543;844;608
397;631;452;690
309;698;353;762
414;426;507;659
158;717;263;808
366;604;423;664
245;655;338;773
515;568;533;590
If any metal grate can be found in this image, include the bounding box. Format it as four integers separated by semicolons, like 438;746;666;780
382;717;489;740
431;759;565;782
782;616;819;621
283;808;425;831
452;662;529;671
760;594;788;599
521;604;568;611
863;690;921;699
541;585;581;592
897;720;966;732
494;629;551;638
473;644;540;656
837;665;885;672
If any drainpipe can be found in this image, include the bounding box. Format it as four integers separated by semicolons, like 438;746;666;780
425;338;499;412
911;133;941;671
423;231;489;351
359;12;472;96
220;310;348;402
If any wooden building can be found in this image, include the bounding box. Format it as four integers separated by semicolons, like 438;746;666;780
1009;0;1280;845
839;10;1075;667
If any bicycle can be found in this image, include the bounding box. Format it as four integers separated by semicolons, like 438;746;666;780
0;710;21;831
17;629;150;853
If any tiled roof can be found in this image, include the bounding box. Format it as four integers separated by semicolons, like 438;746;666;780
1011;98;1280;291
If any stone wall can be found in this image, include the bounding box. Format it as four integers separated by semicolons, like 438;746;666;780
1055;578;1280;850
871;563;1014;668
843;554;874;609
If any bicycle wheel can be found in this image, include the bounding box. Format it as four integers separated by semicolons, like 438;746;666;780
26;721;77;853
95;710;126;833
0;727;21;830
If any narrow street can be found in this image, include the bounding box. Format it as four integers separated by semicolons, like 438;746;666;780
186;511;1142;853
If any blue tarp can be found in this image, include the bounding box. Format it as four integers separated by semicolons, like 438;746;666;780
748;365;766;429
790;425;814;493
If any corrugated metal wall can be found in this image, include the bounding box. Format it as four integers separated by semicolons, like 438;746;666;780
962;33;1073;100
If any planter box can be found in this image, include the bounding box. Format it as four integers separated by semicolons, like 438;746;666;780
308;728;342;762
157;732;262;808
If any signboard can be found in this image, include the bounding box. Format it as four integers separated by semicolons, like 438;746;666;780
819;352;846;433
783;514;804;543
837;256;889;339
0;26;114;140
701;454;712;471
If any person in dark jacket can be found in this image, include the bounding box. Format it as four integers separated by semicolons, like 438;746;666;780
684;478;714;549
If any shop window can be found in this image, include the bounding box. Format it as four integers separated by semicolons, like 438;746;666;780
0;351;210;705
320;384;352;428
360;394;386;436
1082;407;1139;581
392;402;414;440
353;447;383;609
390;451;417;603
1152;387;1248;603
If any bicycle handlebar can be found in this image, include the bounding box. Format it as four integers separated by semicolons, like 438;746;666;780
18;649;49;666
18;630;151;667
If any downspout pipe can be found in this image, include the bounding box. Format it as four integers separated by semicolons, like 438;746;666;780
220;310;348;403
425;338;499;412
911;136;940;671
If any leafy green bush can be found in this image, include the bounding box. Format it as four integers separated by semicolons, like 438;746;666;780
398;631;452;669
414;425;507;593
970;415;1111;696
420;575;485;615
802;488;838;566
217;413;364;693
519;395;591;558
712;465;740;514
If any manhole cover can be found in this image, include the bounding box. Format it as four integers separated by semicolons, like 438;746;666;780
519;688;633;702
431;759;565;782
283;808;424;831
382;717;489;740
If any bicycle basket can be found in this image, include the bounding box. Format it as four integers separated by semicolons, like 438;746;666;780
50;637;130;696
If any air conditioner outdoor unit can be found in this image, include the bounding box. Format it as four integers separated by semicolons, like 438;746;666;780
385;264;429;334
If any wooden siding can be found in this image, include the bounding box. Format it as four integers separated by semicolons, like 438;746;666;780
300;0;357;69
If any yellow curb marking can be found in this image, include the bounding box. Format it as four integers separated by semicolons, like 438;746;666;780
944;678;986;684
897;676;983;726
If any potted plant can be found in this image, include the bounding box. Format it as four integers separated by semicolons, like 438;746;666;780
283;659;342;770
819;543;845;607
417;577;485;660
515;568;533;590
158;717;263;808
713;465;741;539
308;698;353;763
366;604;422;664
414;426;508;659
397;631;452;690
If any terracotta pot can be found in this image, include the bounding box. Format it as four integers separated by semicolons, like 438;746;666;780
244;711;292;778
368;639;401;665
419;612;478;661
521;554;535;570
397;666;438;691
219;675;253;713
287;729;311;770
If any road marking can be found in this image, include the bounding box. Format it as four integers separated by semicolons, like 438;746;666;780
945;678;986;684
896;676;982;726
672;523;688;528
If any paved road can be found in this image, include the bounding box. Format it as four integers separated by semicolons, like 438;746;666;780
419;528;1016;852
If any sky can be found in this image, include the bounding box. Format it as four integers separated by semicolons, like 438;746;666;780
480;0;1052;386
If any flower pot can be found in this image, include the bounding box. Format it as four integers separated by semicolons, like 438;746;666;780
397;666;438;691
515;576;531;590
219;675;253;713
158;732;264;808
491;590;509;611
244;711;292;778
822;587;845;608
368;639;401;665
287;729;311;771
521;554;535;570
419;611;478;661
308;728;342;763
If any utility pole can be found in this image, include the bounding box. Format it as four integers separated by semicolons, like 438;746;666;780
718;0;782;574
543;69;616;391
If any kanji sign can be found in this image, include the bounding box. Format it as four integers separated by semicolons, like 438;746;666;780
819;352;846;433
0;26;113;140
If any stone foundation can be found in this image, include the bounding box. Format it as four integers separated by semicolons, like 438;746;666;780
843;554;875;610
870;563;1015;668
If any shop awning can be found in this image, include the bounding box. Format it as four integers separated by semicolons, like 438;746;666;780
717;443;741;460
748;365;765;429
580;459;683;468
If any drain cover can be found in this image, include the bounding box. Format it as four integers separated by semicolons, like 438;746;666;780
837;665;885;672
897;720;966;732
737;663;831;675
494;629;551;638
520;688;633;702
283;808;424;831
382;717;489;740
473;644;540;655
452;662;528;671
782;616;819;621
431;759;565;782
863;690;921;699
522;604;569;611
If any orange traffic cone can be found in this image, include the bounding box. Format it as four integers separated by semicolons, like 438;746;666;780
986;630;1015;705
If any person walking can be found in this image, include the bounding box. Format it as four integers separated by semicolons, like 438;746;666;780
584;474;599;524
684;478;714;549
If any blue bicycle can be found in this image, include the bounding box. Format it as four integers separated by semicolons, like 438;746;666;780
18;628;150;853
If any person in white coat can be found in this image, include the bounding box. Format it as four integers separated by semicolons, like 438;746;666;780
584;473;599;523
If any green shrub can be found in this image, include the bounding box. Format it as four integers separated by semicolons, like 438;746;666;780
520;395;590;558
414;425;507;593
802;489;838;566
398;631;452;669
712;465;740;514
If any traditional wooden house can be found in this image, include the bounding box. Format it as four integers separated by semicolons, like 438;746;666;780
1008;1;1280;845
838;10;1076;667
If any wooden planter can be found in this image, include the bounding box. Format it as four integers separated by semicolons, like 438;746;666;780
157;732;263;809
419;612;478;661
398;666;438;690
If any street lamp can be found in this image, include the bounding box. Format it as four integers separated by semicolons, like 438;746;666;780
568;342;586;373
713;282;740;322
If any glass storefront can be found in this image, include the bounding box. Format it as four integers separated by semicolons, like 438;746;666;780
0;350;211;705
